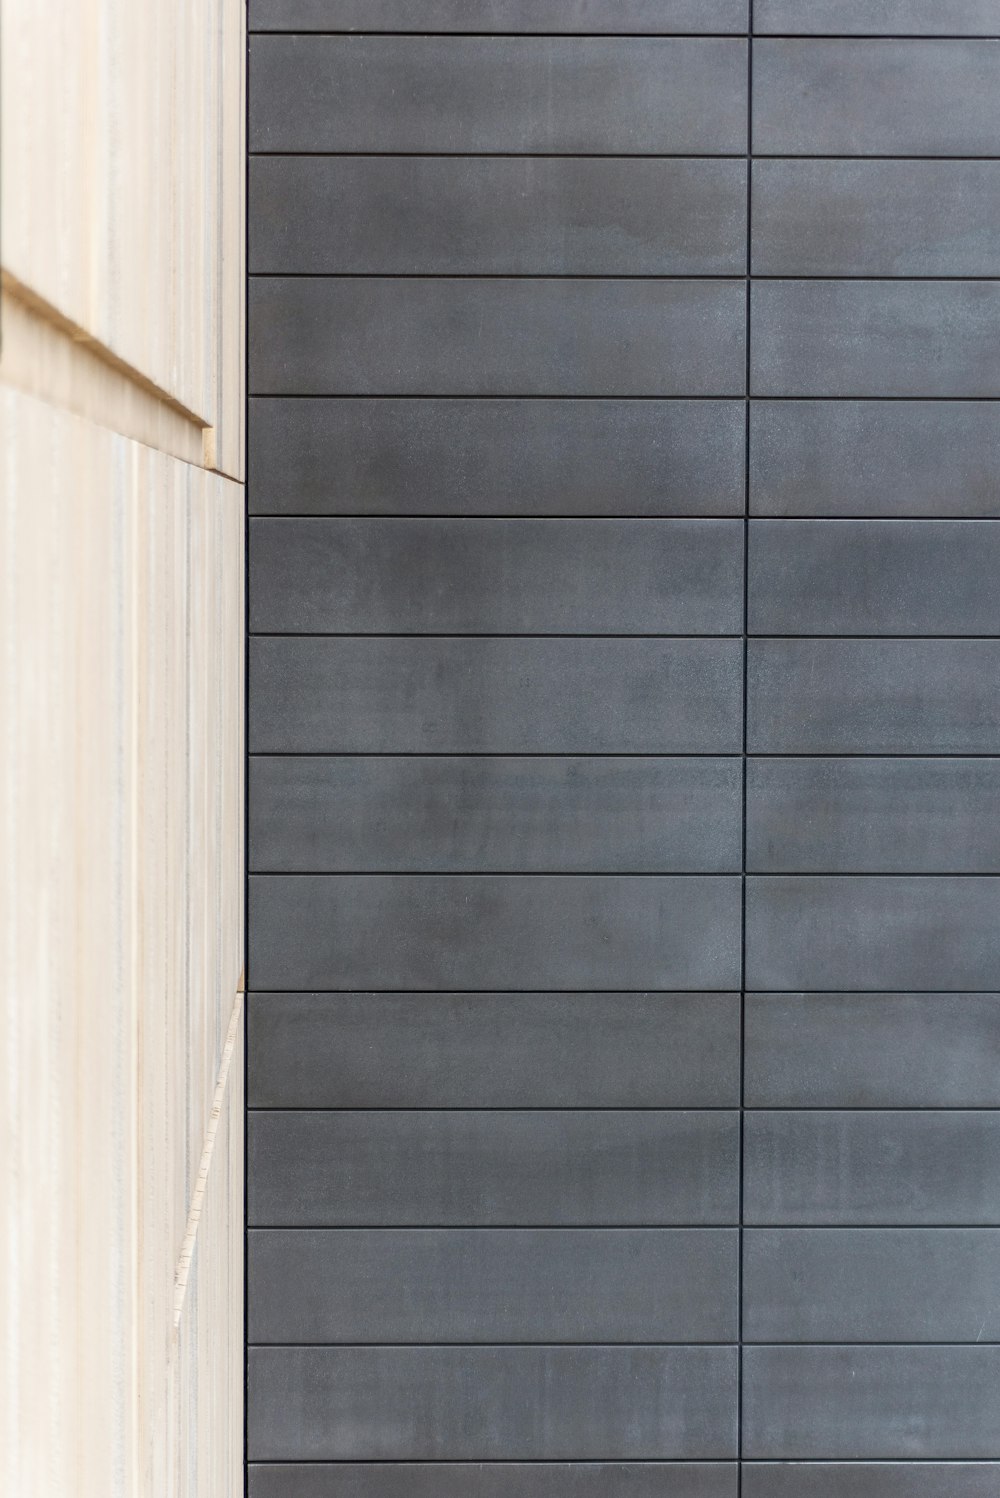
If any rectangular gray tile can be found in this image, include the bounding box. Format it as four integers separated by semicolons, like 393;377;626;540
250;874;741;990
248;991;742;1108
749;400;1000;519
746;876;1000;991
747;640;1000;753
250;36;747;153
248;1345;739;1461
249;757;743;874
251;638;743;754
748;520;1000;636
745;992;1000;1108
250;278;747;397
743;1346;1000;1459
753;39;1000;156
742;1466;1000;1498
751;282;1000;398
249;1110;741;1225
249;1466;740;1498
249;518;744;635
249;0;750;33
752;161;1000;278
248;398;747;518
248;1228;738;1343
743;1229;1000;1343
250;157;747;276
744;1110;1000;1226
755;1;1000;35
746;759;1000;873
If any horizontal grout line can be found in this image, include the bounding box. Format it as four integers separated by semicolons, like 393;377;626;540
754;34;1000;40
753;275;1000;283
250;271;749;281
249;153;746;161
247;31;1000;41
754;152;1000;162
248;391;751;399
247;1226;739;1233
241;394;996;404
247;751;746;759
251;271;1000;284
248;632;1000;641
248;871;740;879
247;752;1000;763
246;986;1000;994
248;513;749;521
249;1226;1000;1232
747;515;1000;522
245;1460;1000;1468
248;392;1000;401
248;1104;1000;1113
249;631;744;640
248;1348;999;1360
250;31;751;39
249;515;1000;523
249;149;750;160
247;1224;1000;1233
747;752;1000;759
247;870;1000;878
247;150;1000;163
247;511;1000;521
248;870;745;877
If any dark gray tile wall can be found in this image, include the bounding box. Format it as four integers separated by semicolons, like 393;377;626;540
742;15;1000;1465
249;1466;741;1498
249;1;750;34
248;5;999;1488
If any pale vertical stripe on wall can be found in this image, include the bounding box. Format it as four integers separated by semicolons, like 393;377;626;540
0;1;246;1493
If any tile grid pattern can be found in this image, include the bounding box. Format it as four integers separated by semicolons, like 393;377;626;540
745;4;1000;1491
247;2;1000;1493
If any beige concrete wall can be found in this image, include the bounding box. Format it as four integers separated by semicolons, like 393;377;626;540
0;3;246;1494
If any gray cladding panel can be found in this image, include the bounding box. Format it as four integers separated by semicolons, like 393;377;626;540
746;758;1000;873
249;518;744;635
249;278;747;397
250;637;744;754
743;1228;1000;1343
744;1110;1000;1225
249;756;743;874
742;1466;1000;1498
248;1110;741;1226
755;1;1000;34
753;161;1000;278
249;1467;740;1498
249;0;750;33
250;157;747;277
249;36;748;154
753;40;1000;157
745;876;1000;991
245;7;1000;1479
749;400;1000;518
748;520;1000;636
248;1346;739;1461
751;281;1000;398
248;991;742;1108
248;1228;738;1343
745;992;1000;1108
747;639;1000;754
743;1346;1000;1459
249;875;742;991
248;398;747;518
